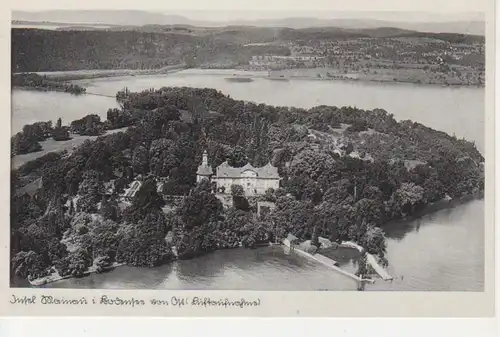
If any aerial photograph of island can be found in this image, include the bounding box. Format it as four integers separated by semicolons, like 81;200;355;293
10;9;485;291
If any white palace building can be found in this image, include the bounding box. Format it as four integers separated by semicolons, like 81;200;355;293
196;150;280;196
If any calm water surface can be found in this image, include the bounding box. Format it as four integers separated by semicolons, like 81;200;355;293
11;70;485;290
13;69;484;152
38;199;483;291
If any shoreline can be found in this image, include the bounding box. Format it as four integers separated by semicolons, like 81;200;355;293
283;238;376;284
14;64;188;82
11;80;483;288
12;127;129;169
29;262;126;286
289;75;485;88
28;244;278;287
199;67;484;88
14;67;484;88
11;85;86;95
382;193;483;229
20;196;483;287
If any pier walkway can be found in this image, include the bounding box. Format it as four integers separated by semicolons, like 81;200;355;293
283;237;375;284
340;241;394;281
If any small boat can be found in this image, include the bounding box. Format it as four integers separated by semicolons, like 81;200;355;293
266;72;290;81
225;75;253;83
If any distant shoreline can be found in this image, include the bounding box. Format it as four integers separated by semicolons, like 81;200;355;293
13;64;187;81
13;67;485;88
11;85;85;94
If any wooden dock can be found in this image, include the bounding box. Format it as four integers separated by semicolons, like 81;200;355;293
283;239;375;284
341;241;394;281
366;253;393;281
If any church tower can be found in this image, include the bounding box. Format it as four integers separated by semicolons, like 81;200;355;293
196;150;213;183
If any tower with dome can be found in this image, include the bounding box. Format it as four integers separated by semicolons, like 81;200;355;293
196;150;213;183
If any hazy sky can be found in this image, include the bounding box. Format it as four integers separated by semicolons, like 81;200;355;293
160;10;485;22
14;0;489;20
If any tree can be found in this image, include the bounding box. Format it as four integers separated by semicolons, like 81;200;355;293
90;219;120;260
11;250;49;281
83;141;114;180
174;182;223;258
70;114;103;135
263;188;277;202
310;224;319;247
63;248;93;277
348;198;384;227
100;195;120;221
345;142;354;155
227;147;248;167
149;138;178;177
124;178;165;223
358;225;388;266
361;186;383;202
131;145;149;175
11;132;42;155
355;253;369;278
113;177;128;195
422;174;446;203
272;196;313;240
241;217;273;248
207;142;228;168
134;211;171;265
315;201;348;242
392;182;425;216
52;126;70;141
346;119;368;132
288;150;335;181
77;170;105;213
230;184;244;197
323;179;352;205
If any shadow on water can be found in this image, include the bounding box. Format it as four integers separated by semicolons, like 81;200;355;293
11;198;483;290
175;246;313;279
381;197;481;241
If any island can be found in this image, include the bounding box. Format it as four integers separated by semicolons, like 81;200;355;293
10;86;484;286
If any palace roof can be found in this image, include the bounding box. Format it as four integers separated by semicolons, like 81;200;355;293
215;161;280;179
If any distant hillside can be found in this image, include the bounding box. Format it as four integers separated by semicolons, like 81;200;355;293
11;29;294;72
12;10;485;35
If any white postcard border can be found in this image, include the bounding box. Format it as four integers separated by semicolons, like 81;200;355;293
0;0;496;319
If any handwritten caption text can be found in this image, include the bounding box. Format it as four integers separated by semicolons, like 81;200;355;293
9;294;261;309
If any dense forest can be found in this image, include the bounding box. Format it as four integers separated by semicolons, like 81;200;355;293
11;86;484;281
12;28;484;73
11;29;291;72
12;73;86;94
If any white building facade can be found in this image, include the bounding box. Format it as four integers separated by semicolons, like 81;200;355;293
196;151;280;196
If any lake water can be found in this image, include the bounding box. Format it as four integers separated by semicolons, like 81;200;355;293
11;90;120;135
13;69;485;153
11;69;485;290
38;199;484;291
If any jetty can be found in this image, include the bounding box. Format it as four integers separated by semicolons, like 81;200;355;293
340;241;394;281
283;235;375;284
86;92;116;98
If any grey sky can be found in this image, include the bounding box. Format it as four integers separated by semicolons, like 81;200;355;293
160;10;485;23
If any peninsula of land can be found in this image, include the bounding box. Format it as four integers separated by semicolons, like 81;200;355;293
11;85;484;287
